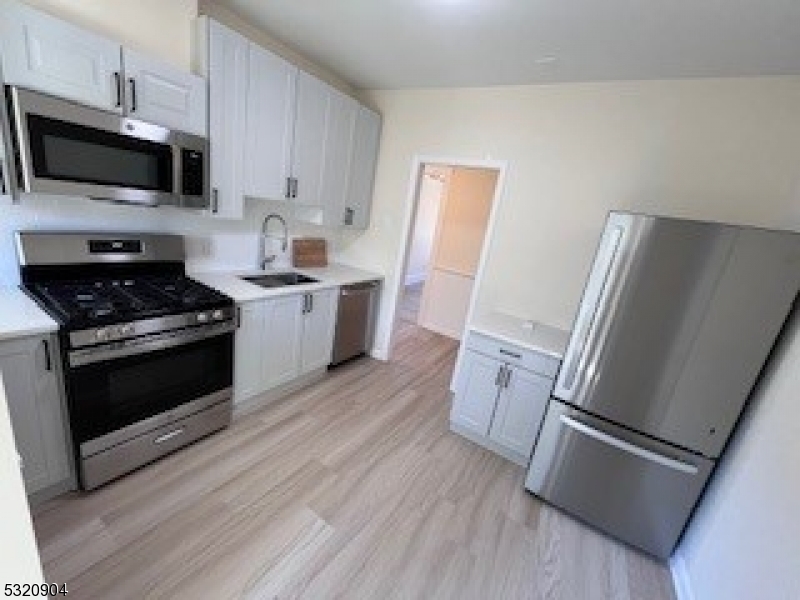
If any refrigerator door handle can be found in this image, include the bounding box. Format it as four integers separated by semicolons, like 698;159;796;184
559;414;699;475
557;222;625;398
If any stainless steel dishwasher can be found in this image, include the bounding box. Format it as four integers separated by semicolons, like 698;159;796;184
330;280;381;366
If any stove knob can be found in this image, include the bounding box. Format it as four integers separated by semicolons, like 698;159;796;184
212;309;225;321
196;312;209;323
95;328;109;341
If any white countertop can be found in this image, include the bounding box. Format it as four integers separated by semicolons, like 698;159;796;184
0;287;59;341
190;263;383;304
470;311;570;360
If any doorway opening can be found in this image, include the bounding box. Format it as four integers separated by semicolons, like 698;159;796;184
393;159;503;350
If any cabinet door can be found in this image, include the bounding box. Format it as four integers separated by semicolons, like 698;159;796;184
204;18;248;219
291;70;329;218
301;289;337;373
320;89;357;226
244;42;296;201
0;1;122;112
489;366;553;460
262;294;303;389
233;302;264;405
451;350;502;436
344;105;381;229
0;335;70;495
122;48;207;135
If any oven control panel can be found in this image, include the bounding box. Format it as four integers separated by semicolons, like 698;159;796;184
69;307;236;350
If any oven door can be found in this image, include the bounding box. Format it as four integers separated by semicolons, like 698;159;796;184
64;331;233;451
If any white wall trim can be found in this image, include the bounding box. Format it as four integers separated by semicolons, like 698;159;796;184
384;155;508;365
669;550;695;600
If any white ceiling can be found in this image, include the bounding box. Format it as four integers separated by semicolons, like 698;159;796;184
218;0;800;90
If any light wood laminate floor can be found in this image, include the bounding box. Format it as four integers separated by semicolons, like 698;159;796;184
33;321;676;600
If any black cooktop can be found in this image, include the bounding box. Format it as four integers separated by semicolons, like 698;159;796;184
25;274;231;330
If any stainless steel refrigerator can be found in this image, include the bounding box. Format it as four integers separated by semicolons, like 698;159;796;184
525;211;800;559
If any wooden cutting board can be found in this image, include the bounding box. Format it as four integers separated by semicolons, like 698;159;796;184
292;237;328;268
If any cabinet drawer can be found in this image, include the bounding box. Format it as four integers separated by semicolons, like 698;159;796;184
466;331;560;378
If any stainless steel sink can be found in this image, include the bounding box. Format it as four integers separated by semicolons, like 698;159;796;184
241;272;318;288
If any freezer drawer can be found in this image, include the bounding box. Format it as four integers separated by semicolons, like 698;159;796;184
526;399;714;559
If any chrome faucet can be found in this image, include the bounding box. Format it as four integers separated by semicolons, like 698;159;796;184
260;213;288;270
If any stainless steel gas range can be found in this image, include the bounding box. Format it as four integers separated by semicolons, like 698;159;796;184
17;232;236;490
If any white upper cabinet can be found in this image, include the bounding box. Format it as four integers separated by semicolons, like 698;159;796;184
344;106;382;229
196;17;248;219
291;70;329;219
122;48;207;136
0;1;207;135
0;0;122;113
321;89;357;227
244;42;296;201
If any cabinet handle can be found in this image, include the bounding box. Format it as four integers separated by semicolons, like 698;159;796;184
211;188;219;213
308;293;313;313
344;207;354;226
495;365;505;387
499;348;522;360
504;368;512;388
128;78;137;112
42;339;52;372
285;177;293;199
236;307;241;329
113;71;122;107
292;178;299;198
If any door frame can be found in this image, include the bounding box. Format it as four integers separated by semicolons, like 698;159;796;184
386;154;508;362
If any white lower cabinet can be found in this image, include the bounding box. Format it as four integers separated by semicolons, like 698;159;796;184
487;365;553;459
451;336;559;466
234;289;337;405
300;289;338;372
262;294;303;389
0;334;71;496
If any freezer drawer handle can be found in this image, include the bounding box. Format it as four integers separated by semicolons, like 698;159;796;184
153;428;185;445
559;415;699;475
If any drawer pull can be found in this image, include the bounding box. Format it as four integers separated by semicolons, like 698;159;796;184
153;428;184;445
499;348;522;360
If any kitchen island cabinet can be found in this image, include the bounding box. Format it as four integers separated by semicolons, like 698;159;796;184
450;315;568;466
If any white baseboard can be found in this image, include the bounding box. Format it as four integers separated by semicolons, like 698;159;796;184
670;551;695;600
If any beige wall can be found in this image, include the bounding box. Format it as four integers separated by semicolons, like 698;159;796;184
433;167;497;276
338;78;800;358
22;0;198;69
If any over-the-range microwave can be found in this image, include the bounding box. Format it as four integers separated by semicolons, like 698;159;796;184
2;85;209;209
